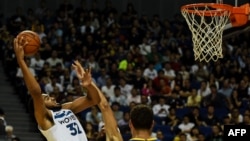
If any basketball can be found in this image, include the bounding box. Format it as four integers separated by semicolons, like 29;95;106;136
17;30;41;56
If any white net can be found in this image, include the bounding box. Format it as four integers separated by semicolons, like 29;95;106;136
181;4;231;62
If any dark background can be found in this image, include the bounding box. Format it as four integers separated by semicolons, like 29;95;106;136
0;0;249;22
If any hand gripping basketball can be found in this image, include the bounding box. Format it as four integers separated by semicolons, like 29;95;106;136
17;30;41;56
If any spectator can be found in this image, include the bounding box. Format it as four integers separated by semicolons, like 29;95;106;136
128;26;142;46
168;84;185;108
207;74;220;90
110;86;127;106
85;106;102;126
49;85;65;103
188;107;204;126
118;111;130;127
7;6;26;35
130;68;147;91
207;125;223;141
174;132;188;141
80;20;95;35
127;87;141;105
240;114;250;125
16;58;36;78
229;89;242;109
143;62;158;81
124;63;136;83
202;84;228;108
60;43;74;69
35;0;48;19
202;105;220;126
0;108;6;139
16;57;37;104
186;88;202;107
221;115;233;131
51;62;65;79
152;97;170;118
125;3;137;19
191;62;209;82
197;133;206;141
218;78;233;99
59;68;71;89
152;55;163;74
164;106;179;127
85;53;100;76
178;65;190;81
179;79;192;104
152;69;170;94
111;102;123;121
0;108;16;141
45;50;64;68
44;76;64;94
227;108;243;124
158;77;172;98
163;61;176;81
197;80;211;98
177;115;195;134
187;126;200;141
5;126;17;141
118;77;133;97
118;52;135;71
138;37;151;56
140;95;151;106
237;79;249;100
89;10;100;31
30;52;45;77
96;68;110;88
141;80;156;97
101;77;115;99
84;122;98;141
156;130;165;141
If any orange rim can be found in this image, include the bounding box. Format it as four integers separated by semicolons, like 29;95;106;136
181;3;233;16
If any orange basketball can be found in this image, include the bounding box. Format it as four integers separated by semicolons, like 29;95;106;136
17;30;41;56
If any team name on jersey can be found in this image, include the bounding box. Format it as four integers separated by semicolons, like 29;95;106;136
54;110;77;124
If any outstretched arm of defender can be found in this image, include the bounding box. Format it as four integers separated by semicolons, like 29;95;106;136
98;90;123;141
71;60;122;140
63;60;101;113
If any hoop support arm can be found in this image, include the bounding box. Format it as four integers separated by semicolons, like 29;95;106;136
230;3;250;27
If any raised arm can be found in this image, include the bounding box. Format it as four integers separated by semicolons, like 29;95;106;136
97;88;123;141
67;60;122;140
62;60;101;113
13;37;51;129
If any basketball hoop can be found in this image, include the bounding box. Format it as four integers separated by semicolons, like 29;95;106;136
181;3;250;62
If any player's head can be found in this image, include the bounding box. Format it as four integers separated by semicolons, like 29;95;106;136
129;104;154;133
42;94;62;111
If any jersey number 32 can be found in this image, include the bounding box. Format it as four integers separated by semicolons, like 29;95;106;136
66;122;83;136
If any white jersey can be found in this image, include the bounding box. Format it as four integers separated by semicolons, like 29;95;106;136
39;109;88;141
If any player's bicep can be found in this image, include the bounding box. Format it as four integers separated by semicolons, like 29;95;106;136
62;96;95;114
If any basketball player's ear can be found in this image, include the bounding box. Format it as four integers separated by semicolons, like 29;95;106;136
129;120;135;135
151;120;155;130
129;120;133;129
14;38;18;48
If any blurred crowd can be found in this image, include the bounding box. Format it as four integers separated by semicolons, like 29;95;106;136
0;0;250;141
